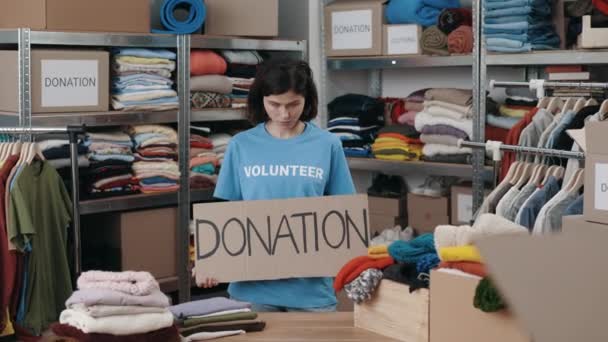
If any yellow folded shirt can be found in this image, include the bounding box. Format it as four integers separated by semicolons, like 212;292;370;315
375;154;418;161
439;245;482;263
374;137;406;145
116;55;173;65
498;105;529;118
368;245;389;258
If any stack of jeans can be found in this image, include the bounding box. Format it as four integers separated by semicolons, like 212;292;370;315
484;0;560;53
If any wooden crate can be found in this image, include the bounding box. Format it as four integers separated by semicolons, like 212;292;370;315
354;279;429;342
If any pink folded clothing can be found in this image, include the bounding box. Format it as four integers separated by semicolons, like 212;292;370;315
77;271;159;296
398;111;418;126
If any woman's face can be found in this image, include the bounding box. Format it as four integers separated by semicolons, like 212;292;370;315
263;90;306;129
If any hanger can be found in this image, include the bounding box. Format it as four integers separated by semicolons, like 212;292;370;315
504;161;521;184
599;99;608;120
25;142;45;164
585;98;598;107
572;98;586;113
541;165;555;186
0;143;7;161
570;169;585;194
537;97;551;109
514;162;534;188
15;142;29;166
552;166;565;180
561;98;576;113
528;164;547;187
547;97;564;114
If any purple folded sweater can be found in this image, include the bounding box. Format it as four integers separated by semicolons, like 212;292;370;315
169;297;251;318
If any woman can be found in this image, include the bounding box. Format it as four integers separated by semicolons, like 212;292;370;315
200;59;355;312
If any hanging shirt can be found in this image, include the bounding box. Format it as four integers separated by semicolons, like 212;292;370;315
500;108;538;181
214;122;355;309
517;108;553;162
8;161;73;335
0;155;19;332
515;176;561;231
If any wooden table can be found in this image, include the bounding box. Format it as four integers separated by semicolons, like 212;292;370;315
212;312;402;341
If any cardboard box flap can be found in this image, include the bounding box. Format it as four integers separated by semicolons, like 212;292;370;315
477;233;608;342
326;0;386;8
585;121;608;154
566;128;586;152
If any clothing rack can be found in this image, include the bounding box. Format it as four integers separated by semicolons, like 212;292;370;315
490;79;608;98
0;125;86;282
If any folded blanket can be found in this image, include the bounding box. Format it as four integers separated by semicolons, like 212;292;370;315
191;50;227;76
438;8;473;34
112;48;176;60
69;303;167;318
422;153;472;164
113;89;177;102
59;310;174;335
190;75;233;94
425;88;473;106
115;56;174;66
183;312;258;328
169;297;251;319
112;98;178;111
422;144;472;156
421;26;450;56
86;132;132;143
66;288;170;308
439;245;482;262
130;125;177;139
51;323;180;342
183;330;245;341
77;271;158;296
415;112;473;138
424;100;472;115
448;25;474;54
386;0;461;27
420;134;460;146
113;61;175;74
424;104;471;120
114;68;172;79
191;92;232;109
220;50;263;65
438;261;487;277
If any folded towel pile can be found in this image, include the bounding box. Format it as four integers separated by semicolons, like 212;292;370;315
171;297;265;339
53;271;178;341
129;125;180;194
83;131;138;198
484;0;560;53
327;94;385;157
111;48;178;111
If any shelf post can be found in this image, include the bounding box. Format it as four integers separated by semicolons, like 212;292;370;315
472;0;487;211
18;28;32;138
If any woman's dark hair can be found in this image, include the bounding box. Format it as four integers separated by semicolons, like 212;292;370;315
247;58;318;124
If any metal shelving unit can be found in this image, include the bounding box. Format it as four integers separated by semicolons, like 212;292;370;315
347;158;494;181
1;28;307;303
328;55;473;70
486;49;608;66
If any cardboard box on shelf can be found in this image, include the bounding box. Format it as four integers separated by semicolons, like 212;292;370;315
0;0;150;33
383;24;422;56
355;280;429;342
369;214;407;236
451;185;489;225
430;270;531;342
407;193;450;234
324;0;385;57
83;208;177;279
368;195;406;217
0;49;109;114
582;121;608;224
192;195;370;284
204;0;278;37
477;229;608;342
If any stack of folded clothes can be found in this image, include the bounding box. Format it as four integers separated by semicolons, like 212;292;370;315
52;271;178;341
371;125;423;161
415;88;473;164
83;131;138;199
190;74;233;110
222;50;263;109
111;48;178;111
210;133;233;165
484;0;560;53
327;94;385;158
39;138;90;191
171;298;265;340
129;125;180;194
190;128;218;190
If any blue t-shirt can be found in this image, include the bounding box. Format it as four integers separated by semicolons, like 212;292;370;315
213;122;356;308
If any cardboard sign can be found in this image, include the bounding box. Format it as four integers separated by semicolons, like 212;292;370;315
193;194;370;283
332;10;373;50
41;59;99;107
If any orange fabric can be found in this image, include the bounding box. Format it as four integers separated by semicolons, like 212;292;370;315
378;133;423;145
190;50;227;76
500;108;538;181
333;256;394;292
438;261;487;277
190;156;219;168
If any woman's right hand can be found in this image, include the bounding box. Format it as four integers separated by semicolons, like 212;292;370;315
198;278;219;288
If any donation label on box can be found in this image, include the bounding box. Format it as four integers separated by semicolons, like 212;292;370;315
41;59;99;107
193;194;370;283
594;163;608;211
457;193;473;223
332;10;373;50
387;25;420;55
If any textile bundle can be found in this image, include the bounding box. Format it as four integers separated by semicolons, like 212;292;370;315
111;48;178;111
386;0;461;27
190;129;220;190
190;50;227;76
371;125;423;161
421;26;450;56
40;139;90;192
54;271;178;340
438;8;473;34
129;125;180;194
448;25;474;54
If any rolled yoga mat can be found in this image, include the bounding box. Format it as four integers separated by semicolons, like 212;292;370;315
421;26;450;56
153;0;206;34
448;25;474;54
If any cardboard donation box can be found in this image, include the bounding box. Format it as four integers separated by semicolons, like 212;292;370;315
582;121;608;224
204;0;279;37
193;195;370;283
477;231;608;342
0;49;109;113
562;215;608;235
407;193;450;234
355;280;429;342
451;185;489;225
0;0;150;33
430;270;530;342
368;195;407;235
383;24;422;56
325;0;385;57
